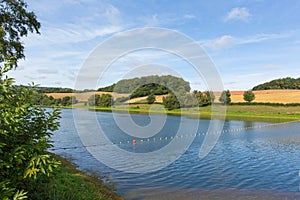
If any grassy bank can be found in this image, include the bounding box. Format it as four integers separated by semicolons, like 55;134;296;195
29;154;122;200
84;104;300;123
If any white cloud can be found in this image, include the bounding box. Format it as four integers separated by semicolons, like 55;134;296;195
262;64;280;70
224;7;250;22
36;69;58;74
105;5;121;24
202;35;235;50
184;14;196;19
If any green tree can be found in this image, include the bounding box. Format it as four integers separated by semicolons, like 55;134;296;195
147;93;155;104
243;90;255;103
0;1;61;199
61;96;72;106
193;90;215;107
88;94;113;107
99;94;113;107
88;94;100;106
219;90;231;105
0;0;40;69
162;94;180;110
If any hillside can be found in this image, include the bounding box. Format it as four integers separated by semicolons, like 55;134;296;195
253;77;300;90
98;75;190;98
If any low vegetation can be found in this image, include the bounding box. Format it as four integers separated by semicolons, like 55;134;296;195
28;154;122;200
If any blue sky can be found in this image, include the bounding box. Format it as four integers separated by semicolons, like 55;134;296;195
8;0;300;90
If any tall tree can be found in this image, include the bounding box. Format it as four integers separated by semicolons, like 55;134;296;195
0;0;40;69
219;90;231;105
0;1;60;199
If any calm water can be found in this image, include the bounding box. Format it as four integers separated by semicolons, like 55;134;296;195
50;109;300;199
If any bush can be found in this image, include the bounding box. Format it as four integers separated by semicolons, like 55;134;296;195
0;67;61;199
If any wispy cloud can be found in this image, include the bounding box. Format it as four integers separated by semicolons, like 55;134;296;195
224;7;251;22
202;32;291;50
36;69;58;74
202;35;235;50
184;14;196;19
262;64;280;70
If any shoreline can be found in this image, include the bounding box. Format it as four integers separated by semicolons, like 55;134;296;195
50;153;123;200
80;104;300;123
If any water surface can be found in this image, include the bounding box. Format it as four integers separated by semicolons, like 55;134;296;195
50;109;300;199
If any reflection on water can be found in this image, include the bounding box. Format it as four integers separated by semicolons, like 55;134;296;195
50;109;300;199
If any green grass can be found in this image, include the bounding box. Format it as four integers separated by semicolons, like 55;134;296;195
28;154;122;200
87;104;300;123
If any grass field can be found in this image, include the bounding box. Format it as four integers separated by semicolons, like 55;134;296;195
85;104;300;123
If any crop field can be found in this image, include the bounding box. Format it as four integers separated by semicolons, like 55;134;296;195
47;90;300;104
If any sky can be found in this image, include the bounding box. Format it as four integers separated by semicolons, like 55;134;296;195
8;0;300;91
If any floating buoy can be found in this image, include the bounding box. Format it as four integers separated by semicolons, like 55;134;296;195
132;139;136;145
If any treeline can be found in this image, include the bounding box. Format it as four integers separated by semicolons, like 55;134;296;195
97;75;191;96
18;85;74;93
162;91;215;110
31;92;77;106
88;94;113;107
97;84;116;92
253;77;300;90
18;85;98;93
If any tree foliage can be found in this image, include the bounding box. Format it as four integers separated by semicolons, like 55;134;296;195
193;90;215;106
130;83;169;99
146;94;155;104
162;94;180;110
33;86;73;93
97;83;116;92
101;75;191;95
0;1;61;199
219;90;231;105
0;0;40;69
252;77;300;90
243;90;255;102
30;93;77;107
0;69;61;199
88;94;113;107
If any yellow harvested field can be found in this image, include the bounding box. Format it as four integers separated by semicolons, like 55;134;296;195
230;90;300;103
46;92;129;102
47;90;300;104
155;95;168;103
126;96;147;103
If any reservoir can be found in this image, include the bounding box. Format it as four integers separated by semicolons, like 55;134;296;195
50;109;300;199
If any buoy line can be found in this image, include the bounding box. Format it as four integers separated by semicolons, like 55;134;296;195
50;120;299;151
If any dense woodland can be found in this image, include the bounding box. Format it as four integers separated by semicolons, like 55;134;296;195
253;77;300;90
98;75;191;95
